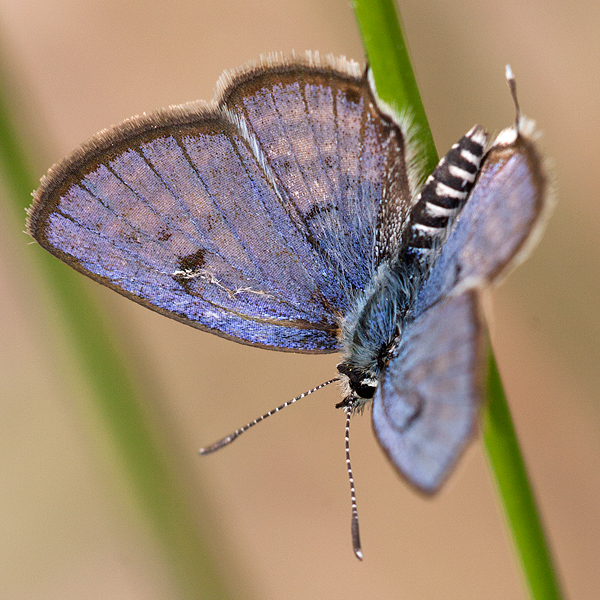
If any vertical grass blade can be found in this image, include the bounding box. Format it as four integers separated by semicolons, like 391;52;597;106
353;0;563;597
353;0;437;173
483;353;563;599
0;60;235;600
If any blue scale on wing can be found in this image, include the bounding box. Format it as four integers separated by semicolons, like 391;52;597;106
73;139;324;323
301;79;386;271
51;173;193;277
39;115;350;351
234;83;356;294
372;290;483;493
46;195;338;352
334;86;377;281
225;72;401;295
177;131;340;313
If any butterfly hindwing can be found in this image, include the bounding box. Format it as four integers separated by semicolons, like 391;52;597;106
372;290;484;493
27;55;415;352
373;119;549;492
414;119;550;317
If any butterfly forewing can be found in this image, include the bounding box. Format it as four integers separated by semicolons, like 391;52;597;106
29;114;337;351
28;56;414;352
222;62;413;290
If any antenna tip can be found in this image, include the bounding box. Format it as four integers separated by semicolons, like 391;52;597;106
504;64;521;128
505;64;515;83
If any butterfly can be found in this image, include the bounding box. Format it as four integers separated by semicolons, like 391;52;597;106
27;53;550;559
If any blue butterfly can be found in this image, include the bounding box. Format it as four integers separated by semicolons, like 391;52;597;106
27;54;550;559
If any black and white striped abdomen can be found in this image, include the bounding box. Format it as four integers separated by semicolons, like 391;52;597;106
405;125;488;262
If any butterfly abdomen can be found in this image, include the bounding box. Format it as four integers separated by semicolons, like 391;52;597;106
405;126;488;263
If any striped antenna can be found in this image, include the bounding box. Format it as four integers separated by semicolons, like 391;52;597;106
345;407;363;560
199;378;338;454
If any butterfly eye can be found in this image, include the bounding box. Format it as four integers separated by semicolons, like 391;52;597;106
350;378;378;400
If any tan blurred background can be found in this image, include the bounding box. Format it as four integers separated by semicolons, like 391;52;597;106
1;0;598;598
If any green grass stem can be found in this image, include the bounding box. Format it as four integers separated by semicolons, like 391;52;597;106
0;55;235;600
353;0;563;598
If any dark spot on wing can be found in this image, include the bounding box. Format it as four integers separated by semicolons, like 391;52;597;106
172;248;206;295
157;229;172;242
304;202;337;223
343;87;362;105
179;248;206;272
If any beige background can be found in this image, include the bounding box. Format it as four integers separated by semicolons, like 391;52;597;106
1;0;599;598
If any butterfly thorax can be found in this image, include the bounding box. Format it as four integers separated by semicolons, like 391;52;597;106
336;123;492;412
337;259;424;411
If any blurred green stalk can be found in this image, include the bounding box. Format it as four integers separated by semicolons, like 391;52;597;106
353;0;563;598
0;58;235;600
483;354;563;600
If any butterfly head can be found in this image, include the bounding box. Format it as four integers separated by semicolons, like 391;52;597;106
335;362;379;412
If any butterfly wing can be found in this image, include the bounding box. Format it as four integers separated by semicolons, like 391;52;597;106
221;56;414;291
413;119;551;316
372;290;484;493
28;55;414;352
373;119;550;491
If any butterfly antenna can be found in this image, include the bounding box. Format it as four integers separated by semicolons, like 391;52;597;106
505;64;521;130
199;378;339;455
344;408;363;560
